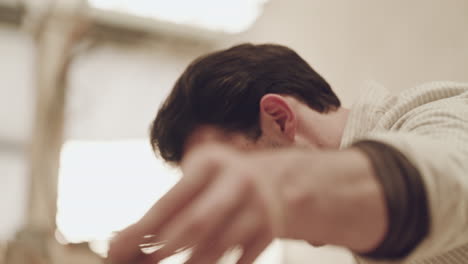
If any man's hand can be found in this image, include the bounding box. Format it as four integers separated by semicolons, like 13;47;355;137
107;144;388;264
108;143;293;264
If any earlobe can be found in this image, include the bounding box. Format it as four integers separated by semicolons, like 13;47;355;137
260;94;296;141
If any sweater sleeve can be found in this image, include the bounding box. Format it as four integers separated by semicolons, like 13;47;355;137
355;102;468;262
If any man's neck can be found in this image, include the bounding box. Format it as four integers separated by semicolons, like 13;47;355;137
297;106;350;149
325;107;350;148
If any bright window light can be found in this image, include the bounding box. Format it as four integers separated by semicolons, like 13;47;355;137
57;139;282;263
57;140;180;256
88;0;270;33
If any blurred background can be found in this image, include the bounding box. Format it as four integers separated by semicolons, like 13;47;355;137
0;0;467;263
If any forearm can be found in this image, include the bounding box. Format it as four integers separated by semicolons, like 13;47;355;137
278;147;388;252
280;141;429;259
310;148;389;253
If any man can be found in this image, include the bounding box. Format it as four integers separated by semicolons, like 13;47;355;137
107;44;468;264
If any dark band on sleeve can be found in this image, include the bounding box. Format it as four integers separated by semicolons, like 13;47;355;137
352;140;430;259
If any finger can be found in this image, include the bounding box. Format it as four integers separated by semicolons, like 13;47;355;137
145;173;249;262
185;203;260;264
108;164;216;263
237;234;271;264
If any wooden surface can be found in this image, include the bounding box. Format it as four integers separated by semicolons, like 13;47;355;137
3;1;103;263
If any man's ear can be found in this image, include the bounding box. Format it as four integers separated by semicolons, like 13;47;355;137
259;94;297;141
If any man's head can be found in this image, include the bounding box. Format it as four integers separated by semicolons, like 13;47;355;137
150;43;342;163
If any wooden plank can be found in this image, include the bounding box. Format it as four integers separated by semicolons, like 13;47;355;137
5;2;102;263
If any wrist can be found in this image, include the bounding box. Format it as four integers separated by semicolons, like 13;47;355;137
317;148;388;252
277;148;388;252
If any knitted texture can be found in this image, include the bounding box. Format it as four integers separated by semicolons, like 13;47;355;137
341;82;468;264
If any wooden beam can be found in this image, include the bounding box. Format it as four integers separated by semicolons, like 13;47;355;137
4;7;76;264
25;0;92;234
4;1;102;264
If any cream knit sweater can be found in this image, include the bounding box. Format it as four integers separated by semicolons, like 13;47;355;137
340;81;468;264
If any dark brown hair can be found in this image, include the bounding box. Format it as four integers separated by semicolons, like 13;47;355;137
150;43;340;163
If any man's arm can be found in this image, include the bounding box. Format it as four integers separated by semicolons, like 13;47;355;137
262;140;430;259
353;141;429;259
274;147;389;253
107;145;391;264
352;103;468;262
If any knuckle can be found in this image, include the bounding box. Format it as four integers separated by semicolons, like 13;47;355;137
183;152;227;179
